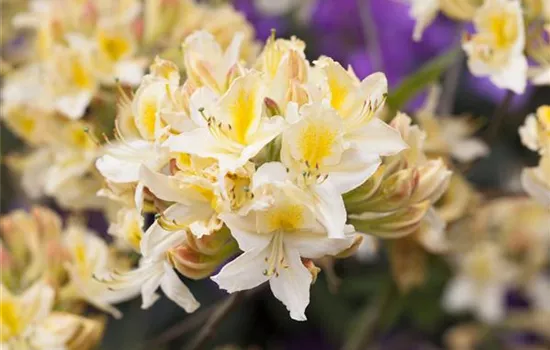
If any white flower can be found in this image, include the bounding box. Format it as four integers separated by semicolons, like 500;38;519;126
212;162;355;321
182;30;245;94
527;274;550;313
96;140;170;184
100;256;200;313
63;224;137;319
138;165;222;239
99;215;201;313
0;282;57;348
443;242;516;324
417;86;489;163
463;0;527;94
164;71;286;173
284;59;407;194
519;105;550;154
108;207;144;252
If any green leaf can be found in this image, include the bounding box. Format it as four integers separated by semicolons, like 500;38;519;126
386;47;460;112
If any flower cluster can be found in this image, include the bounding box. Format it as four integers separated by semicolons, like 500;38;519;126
443;198;550;324
1;0;258;211
93;30;423;320
409;0;550;93
0;207;133;348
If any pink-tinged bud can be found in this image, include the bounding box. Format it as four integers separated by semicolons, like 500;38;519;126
225;64;242;90
174;80;197;117
169;227;238;279
0;245;12;269
335;235;364;259
302;259;321;284
410;160;452;204
264;97;282;117
184;52;220;92
168;244;225;280
388;236;427;293
288;50;308;83
31;206;63;241
149;56;180;82
285;81;309;107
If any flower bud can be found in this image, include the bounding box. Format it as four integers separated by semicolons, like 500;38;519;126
264;97;282;117
148;56;180;84
349;201;431;238
168;227;239;279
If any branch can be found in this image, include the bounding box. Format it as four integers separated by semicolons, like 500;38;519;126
342;279;396;350
185;291;246;350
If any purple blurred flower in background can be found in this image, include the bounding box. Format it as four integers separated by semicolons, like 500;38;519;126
233;0;290;40
235;0;457;94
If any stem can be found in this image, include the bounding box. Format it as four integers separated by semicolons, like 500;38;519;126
357;0;382;72
486;90;514;144
146;302;217;348
185;291;246;350
437;52;464;116
437;25;465;116
342;279;396;350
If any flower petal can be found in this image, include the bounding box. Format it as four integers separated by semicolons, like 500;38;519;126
211;246;270;293
160;262;200;313
269;248;312;321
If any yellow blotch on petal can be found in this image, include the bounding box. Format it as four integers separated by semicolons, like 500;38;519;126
328;75;349;112
71;59;92;89
229;89;258;144
298;123;337;167
98;32;130;62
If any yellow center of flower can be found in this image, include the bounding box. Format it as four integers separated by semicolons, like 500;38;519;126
98;32;130;62
0;300;22;341
489;14;516;49
225;172;253;210
68;126;94;150
467;252;494;281
298;123;337;169
266;203;304;232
